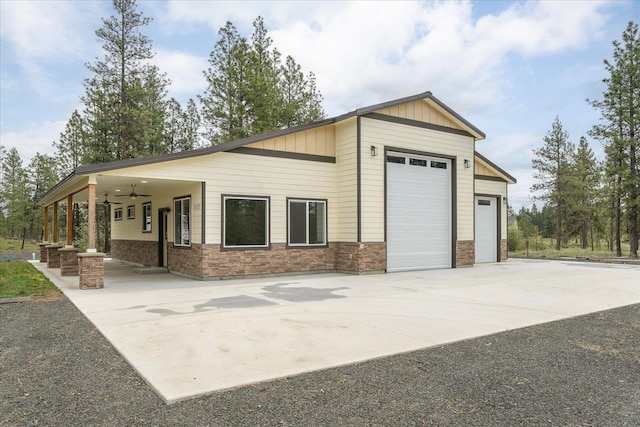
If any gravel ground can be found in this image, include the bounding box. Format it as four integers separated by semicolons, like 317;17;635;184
1;298;639;426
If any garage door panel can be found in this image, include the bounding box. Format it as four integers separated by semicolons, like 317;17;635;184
387;153;451;272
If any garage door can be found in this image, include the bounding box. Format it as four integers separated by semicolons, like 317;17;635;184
386;153;451;272
475;197;497;263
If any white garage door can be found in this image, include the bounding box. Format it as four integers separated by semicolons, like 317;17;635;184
475;197;497;263
387;153;451;272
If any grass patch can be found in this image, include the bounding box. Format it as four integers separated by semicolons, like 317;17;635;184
0;261;60;299
0;237;39;253
509;240;632;260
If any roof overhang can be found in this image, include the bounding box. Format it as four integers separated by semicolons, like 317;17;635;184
474;151;517;184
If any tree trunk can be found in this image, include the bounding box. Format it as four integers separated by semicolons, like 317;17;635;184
581;221;588;250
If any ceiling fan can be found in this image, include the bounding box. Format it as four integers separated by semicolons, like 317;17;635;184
115;184;151;200
101;193;122;205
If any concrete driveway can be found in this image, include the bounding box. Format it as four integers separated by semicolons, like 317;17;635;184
33;259;639;404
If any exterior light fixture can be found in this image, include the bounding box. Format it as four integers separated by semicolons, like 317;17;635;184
464;159;471;169
371;145;378;156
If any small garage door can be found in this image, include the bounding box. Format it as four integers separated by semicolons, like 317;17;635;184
387;153;451;272
475;197;497;263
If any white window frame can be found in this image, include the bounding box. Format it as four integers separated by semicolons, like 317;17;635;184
174;196;191;247
287;198;327;247
114;208;123;221
223;195;270;249
142;202;152;233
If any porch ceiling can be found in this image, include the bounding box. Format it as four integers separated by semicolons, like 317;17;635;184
41;174;200;206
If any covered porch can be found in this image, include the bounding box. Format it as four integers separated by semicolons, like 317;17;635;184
38;165;203;289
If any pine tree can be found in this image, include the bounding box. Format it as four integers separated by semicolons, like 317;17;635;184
531;117;575;250
54;110;86;176
200;16;325;145
589;21;640;257
568;137;601;249
201;21;251;144
0;148;28;239
84;0;170;161
26;154;59;243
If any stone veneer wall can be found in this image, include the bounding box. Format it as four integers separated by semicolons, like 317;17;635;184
456;240;475;266
111;239;159;266
500;239;508;261
166;241;387;279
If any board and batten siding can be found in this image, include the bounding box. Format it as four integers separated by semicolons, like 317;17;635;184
374;100;465;131
246;125;336;157
360;117;475;242
475;178;508;238
104;152;337;245
334;118;358;242
476;161;503;178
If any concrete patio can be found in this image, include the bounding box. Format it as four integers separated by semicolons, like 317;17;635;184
32;258;640;404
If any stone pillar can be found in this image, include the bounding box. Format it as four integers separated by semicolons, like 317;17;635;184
455;240;475;267
59;247;80;276
78;252;105;290
39;243;49;263
500;239;508;261
46;244;63;268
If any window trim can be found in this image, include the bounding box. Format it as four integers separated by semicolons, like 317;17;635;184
114;207;123;221
222;195;271;250
127;205;135;220
142;202;152;233
287;198;328;248
173;195;191;248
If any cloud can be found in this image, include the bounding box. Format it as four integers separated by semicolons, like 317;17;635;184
152;49;209;104
0;121;66;160
0;1;105;97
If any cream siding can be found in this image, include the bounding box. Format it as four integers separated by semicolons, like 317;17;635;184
246;125;336;157
104;152;336;245
374;100;464;131
360;117;475;242
334;119;358;242
110;181;202;244
475;161;502;178
475;178;508;238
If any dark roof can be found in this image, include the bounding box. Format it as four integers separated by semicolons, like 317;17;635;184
475;151;517;183
40;91;487;202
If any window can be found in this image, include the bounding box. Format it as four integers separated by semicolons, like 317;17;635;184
478;199;491;206
410;158;428;167
142;202;152;232
174;196;191;247
127;205;135;219
431;161;448;169
114;208;123;221
387;155;406;164
288;199;327;246
223;196;269;248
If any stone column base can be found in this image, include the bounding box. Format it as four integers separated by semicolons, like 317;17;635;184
456;240;475;267
78;252;105;290
59;247;80;276
46;244;62;268
39;243;49;263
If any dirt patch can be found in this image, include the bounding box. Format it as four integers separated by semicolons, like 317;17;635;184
32;288;66;303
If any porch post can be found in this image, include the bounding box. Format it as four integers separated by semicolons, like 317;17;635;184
66;194;73;247
87;183;96;252
39;206;49;262
43;206;49;241
52;202;58;243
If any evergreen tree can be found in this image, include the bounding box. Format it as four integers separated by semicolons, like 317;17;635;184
200;16;325;145
531;117;575;250
84;0;170;161
589;21;640;257
54;110;86;176
0;148;28;239
201;21;251;144
568;137;601;249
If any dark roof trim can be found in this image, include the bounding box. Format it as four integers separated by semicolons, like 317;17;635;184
363;112;475;138
74;118;337;175
229;147;336;163
475;151;517;183
353;91;485;139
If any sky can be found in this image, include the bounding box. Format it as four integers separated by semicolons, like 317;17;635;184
1;0;638;210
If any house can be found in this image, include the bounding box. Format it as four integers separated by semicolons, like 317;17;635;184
39;91;516;285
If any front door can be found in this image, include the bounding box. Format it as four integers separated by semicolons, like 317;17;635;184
158;209;169;267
